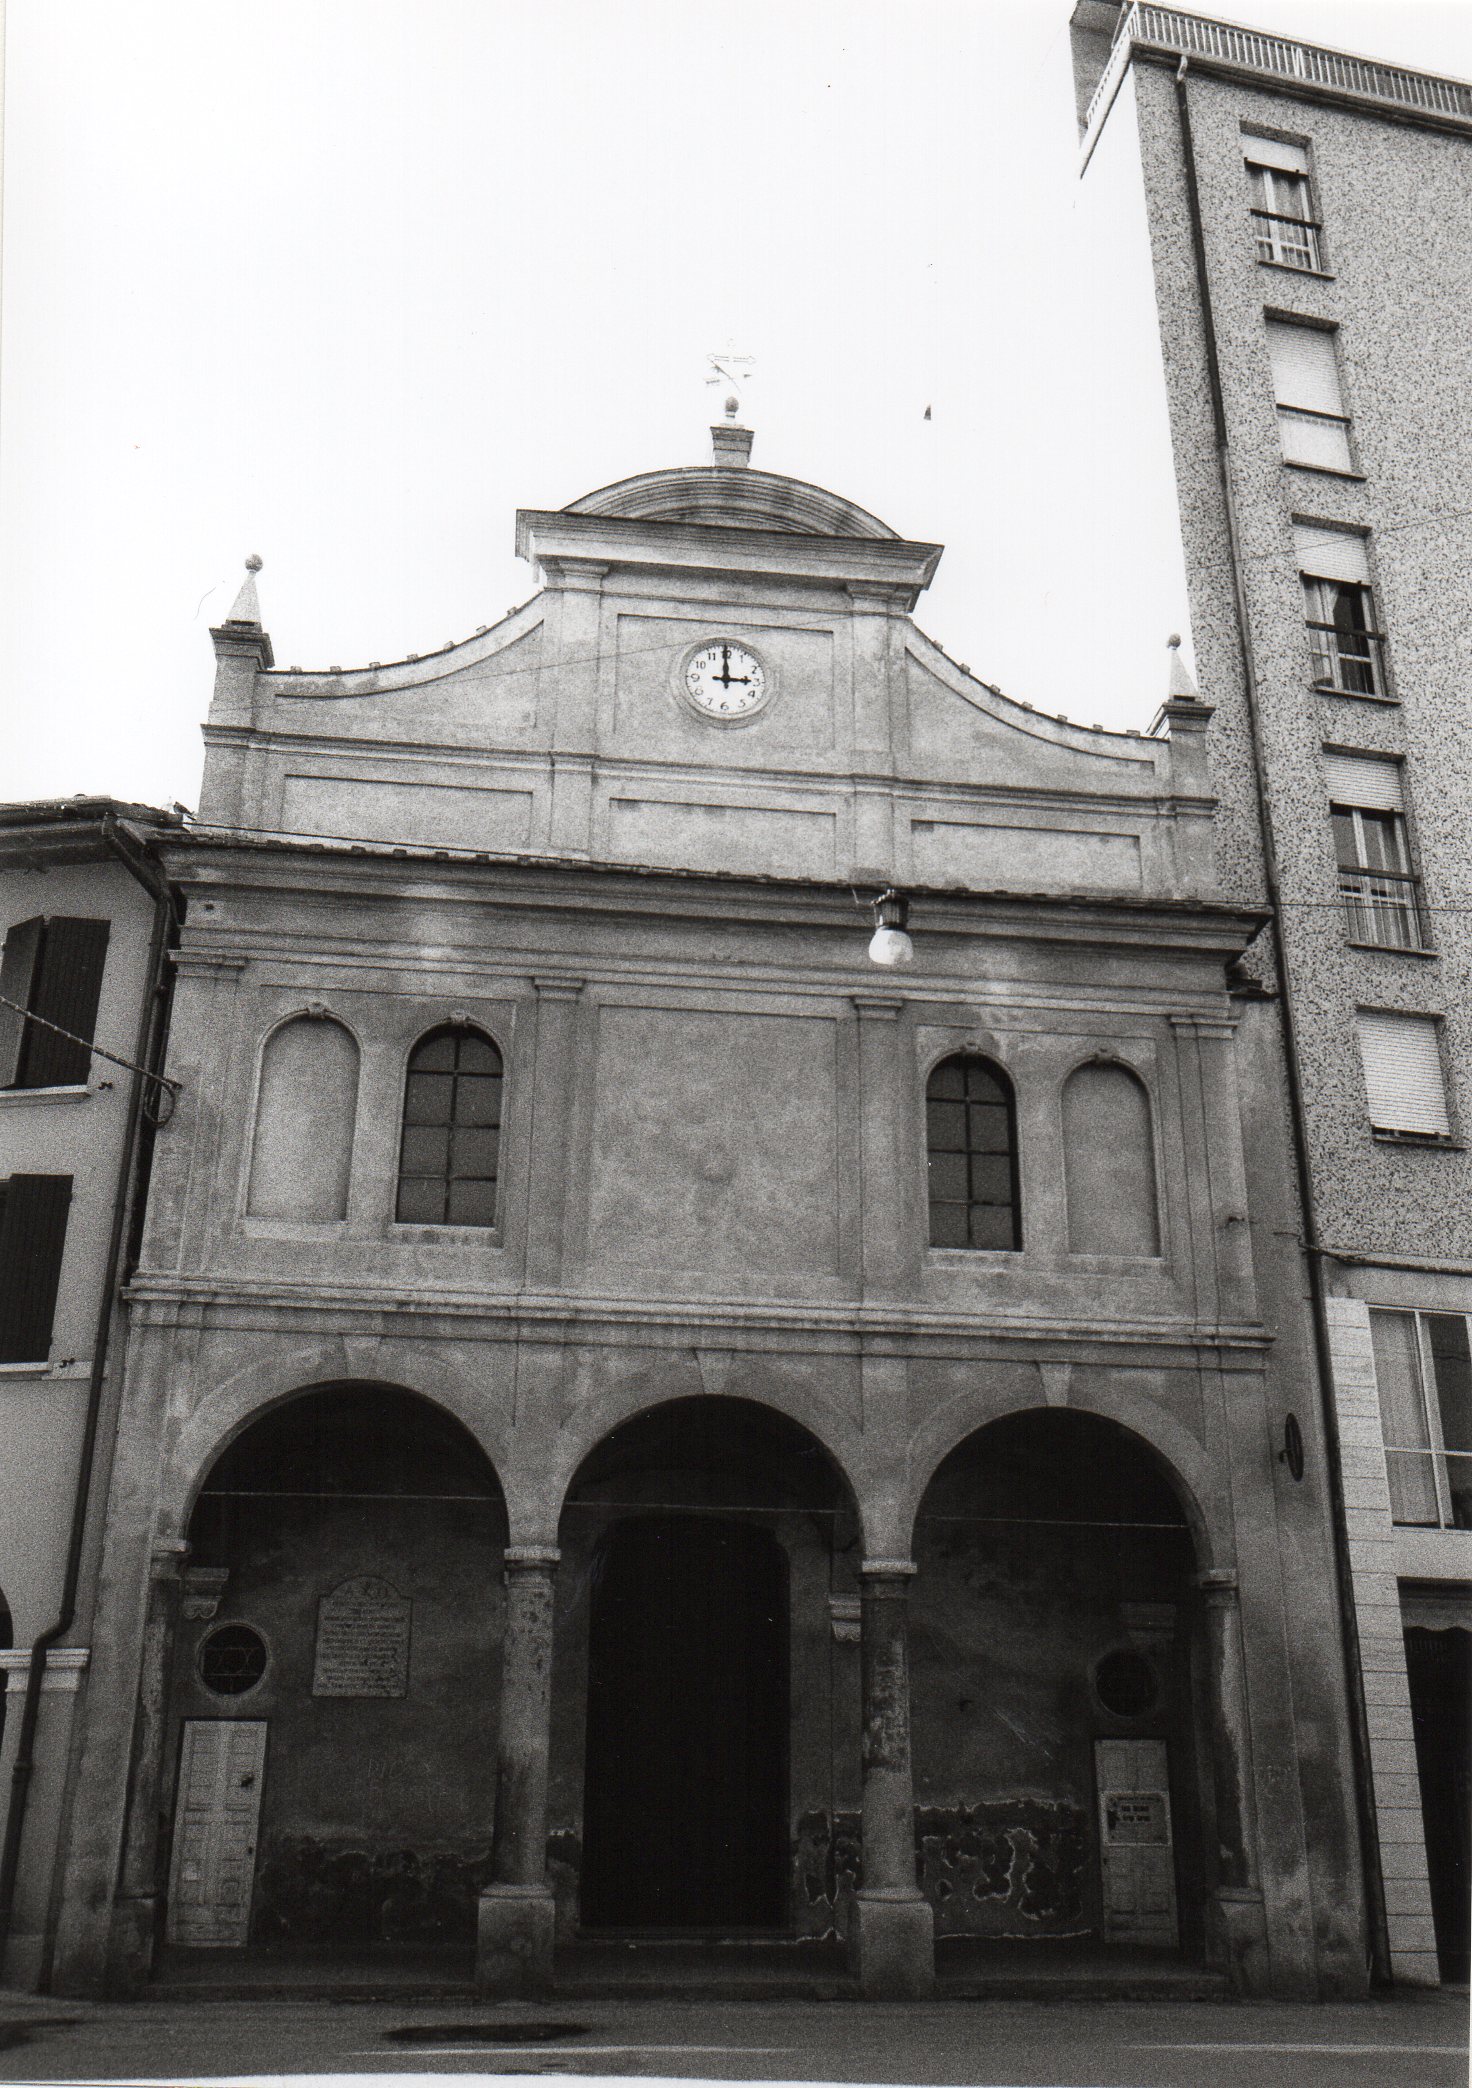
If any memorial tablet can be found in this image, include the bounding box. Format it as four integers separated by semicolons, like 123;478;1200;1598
313;1576;411;1698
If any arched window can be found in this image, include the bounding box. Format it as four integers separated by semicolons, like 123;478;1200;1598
926;1054;1019;1250
397;1026;503;1227
247;1015;359;1220
1062;1061;1160;1257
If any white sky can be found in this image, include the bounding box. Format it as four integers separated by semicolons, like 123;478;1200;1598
3;0;1469;812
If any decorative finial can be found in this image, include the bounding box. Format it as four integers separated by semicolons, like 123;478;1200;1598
706;347;755;424
725;393;739;421
1166;632;1199;701
226;555;265;626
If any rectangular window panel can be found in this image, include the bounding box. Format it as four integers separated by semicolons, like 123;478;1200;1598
928;1151;968;1202
458;1076;503;1128
403;1074;453;1126
446;1179;497;1227
1295;525;1371;588
1371;1310;1439;1525
395;1176;443;1225
22;917;110;1088
1356;1012;1451;1136
400;1126;450;1175
929;1202;969;1249
1267;320;1351;469
1427;1315;1472;1529
1303;578;1382;695
0;1173;72;1364
0;917;43;1085
450;1126;499;1177
927;1099;967;1150
969;1204;1017;1250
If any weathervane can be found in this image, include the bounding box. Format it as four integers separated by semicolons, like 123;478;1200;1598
706;347;755;422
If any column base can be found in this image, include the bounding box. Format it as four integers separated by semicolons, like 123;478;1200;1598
848;1890;934;1999
476;1883;556;1996
1208;1886;1271;1995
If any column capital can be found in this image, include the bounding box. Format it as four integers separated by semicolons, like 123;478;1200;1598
1197;1566;1239;1604
851;995;906;1022
860;1556;917;1580
503;1544;561;1572
532;976;585;1003
150;1538;192;1582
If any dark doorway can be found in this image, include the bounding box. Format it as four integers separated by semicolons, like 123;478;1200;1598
1404;1626;1471;1981
580;1514;789;1931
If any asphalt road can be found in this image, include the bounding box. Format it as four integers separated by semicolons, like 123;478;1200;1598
1;1992;1468;2088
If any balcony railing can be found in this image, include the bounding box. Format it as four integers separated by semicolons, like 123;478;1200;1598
1307;620;1385;696
1251;207;1322;272
1086;2;1472;142
1339;866;1422;950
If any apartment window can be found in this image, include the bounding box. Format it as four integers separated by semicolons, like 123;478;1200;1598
1295;524;1385;697
1323;752;1421;950
1244;137;1322;271
0;917;110;1089
396;1026;503;1226
1371;1309;1472;1530
0;1174;72;1364
1355;1010;1451;1139
1266;319;1353;472
926;1054;1019;1250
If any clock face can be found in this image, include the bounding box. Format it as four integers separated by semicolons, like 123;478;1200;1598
683;641;769;721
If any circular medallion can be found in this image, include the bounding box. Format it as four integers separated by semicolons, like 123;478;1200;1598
680;639;771;723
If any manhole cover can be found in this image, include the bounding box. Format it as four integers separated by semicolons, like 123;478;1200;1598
385;2023;591;2045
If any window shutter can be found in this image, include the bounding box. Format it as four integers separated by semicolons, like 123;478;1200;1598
24;917;110;1088
0;916;44;1086
1323;752;1403;812
1266;321;1344;415
1243;134;1310;174
0;1173;73;1364
1355;1012;1451;1136
1293;524;1371;586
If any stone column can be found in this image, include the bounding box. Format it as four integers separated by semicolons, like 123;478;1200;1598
108;1536;190;1990
1198;1568;1269;1988
849;1558;933;1997
478;1545;560;1995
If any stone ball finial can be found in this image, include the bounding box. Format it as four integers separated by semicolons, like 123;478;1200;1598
245;553;263;573
1167;632;1181;649
724;393;739;420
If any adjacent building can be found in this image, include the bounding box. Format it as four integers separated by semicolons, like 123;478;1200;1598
0;800;179;1986
1069;0;1472;1983
45;430;1368;2000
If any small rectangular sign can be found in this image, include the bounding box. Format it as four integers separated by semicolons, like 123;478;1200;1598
312;1576;411;1698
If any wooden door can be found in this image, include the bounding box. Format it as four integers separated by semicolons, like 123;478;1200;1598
1095;1736;1179;1946
167;1720;267;1946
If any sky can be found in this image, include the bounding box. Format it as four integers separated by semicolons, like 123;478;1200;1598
2;0;1469;812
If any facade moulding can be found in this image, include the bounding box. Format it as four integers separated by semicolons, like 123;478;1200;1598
119;1278;1274;1359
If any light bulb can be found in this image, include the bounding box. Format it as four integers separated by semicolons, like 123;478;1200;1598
867;924;914;968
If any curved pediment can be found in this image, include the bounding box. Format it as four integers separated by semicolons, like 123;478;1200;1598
565;466;898;541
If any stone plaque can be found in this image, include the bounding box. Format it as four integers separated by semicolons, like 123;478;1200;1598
312;1576;411;1698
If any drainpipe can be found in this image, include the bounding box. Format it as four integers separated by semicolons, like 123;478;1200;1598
0;819;179;1978
1170;56;1391;1987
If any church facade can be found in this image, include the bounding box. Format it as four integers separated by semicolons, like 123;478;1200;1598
50;429;1367;1998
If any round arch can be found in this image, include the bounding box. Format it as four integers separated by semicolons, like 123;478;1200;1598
163;1340;513;1536
902;1382;1219;1570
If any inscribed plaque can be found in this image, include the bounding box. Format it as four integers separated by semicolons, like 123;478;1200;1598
312;1576;411;1698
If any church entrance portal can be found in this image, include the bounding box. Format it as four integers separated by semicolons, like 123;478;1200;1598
581;1514;789;1929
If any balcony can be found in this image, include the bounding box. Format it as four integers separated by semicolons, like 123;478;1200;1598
1339;867;1423;951
1251;207;1322;273
1084;3;1472;154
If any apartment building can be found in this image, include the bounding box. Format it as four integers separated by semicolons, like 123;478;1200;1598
1070;0;1472;1983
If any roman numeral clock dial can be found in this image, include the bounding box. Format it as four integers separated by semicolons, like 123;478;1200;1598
681;641;771;722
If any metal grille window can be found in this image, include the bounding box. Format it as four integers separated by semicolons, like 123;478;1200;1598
1324;753;1421;950
396;1026;503;1227
0;916;110;1088
198;1624;269;1697
1265;319;1353;473
1371;1309;1472;1531
926;1054;1020;1251
1247;162;1322;271
1303;578;1384;695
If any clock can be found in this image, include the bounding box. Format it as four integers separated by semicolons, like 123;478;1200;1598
681;640;771;722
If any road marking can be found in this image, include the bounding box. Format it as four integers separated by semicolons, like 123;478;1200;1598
1137;2044;1467;2056
349;2047;794;2060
